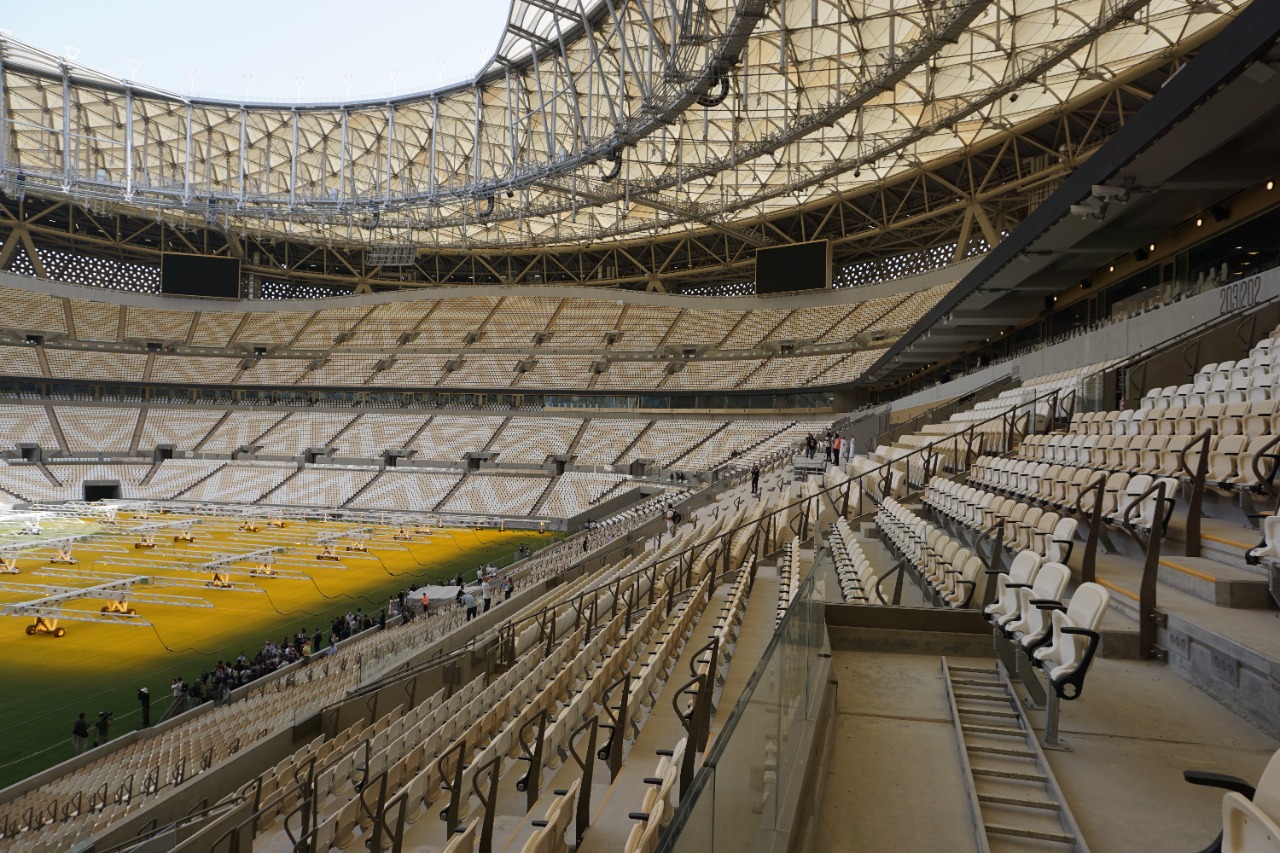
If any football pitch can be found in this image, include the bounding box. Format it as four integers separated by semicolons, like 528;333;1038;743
0;512;558;789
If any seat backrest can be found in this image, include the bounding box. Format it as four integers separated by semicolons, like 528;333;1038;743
1031;560;1071;601
1048;518;1077;562
1254;746;1280;825
1006;550;1042;585
1064;581;1110;632
1041;582;1112;676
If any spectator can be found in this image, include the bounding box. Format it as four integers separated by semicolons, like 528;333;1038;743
462;590;478;621
72;713;89;754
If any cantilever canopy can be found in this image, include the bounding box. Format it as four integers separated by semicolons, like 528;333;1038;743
859;0;1280;387
0;0;1245;251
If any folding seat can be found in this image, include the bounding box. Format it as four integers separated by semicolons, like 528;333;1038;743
1001;502;1029;545
1215;360;1237;382
999;561;1072;643
1098;410;1121;436
1053;468;1087;508
1025;511;1058;555
1186;745;1280;853
1112;409;1133;436
1244;399;1274;438
1206;376;1232;406
1173;384;1194;407
1122;436;1152;471
1227;435;1280;493
1248;515;1280;567
1024;463;1051;500
1013;507;1043;551
940;553;985;608
1120;476;1180;531
1029;581;1111;699
1037;465;1063;503
1132;408;1160;436
1141;388;1165;409
1098;471;1131;516
1174;404;1202;435
1089;434;1115;468
1156;406;1182;436
1103;435;1131;470
1205;435;1249;491
1230;359;1256;386
1195;403;1225;436
1043;516;1078;564
983;550;1043;625
1218;401;1250;437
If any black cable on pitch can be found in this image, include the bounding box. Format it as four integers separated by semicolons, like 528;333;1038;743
256;583;324;617
146;621;223;656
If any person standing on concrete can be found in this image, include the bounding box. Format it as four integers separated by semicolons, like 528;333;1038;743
137;687;151;728
72;712;89;754
481;577;493;613
751;462;760;495
462;590;477;621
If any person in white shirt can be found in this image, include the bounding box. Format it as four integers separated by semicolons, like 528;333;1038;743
481;579;493;613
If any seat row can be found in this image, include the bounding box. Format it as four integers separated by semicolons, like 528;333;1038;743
969;457;1180;534
622;739;687;853
876;498;985;608
829;519;883;604
776;538;801;627
1069;400;1279;439
982;563;1111;702
923;478;1077;560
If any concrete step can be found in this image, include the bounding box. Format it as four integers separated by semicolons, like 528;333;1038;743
1076;548;1280;738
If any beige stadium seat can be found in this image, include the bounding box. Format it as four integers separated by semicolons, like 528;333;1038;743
1184;746;1280;853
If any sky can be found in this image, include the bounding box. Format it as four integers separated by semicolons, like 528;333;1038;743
3;0;513;102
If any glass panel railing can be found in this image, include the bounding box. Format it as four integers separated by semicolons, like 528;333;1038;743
661;569;830;852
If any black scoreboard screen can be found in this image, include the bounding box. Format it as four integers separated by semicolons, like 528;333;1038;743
755;240;831;294
161;254;242;299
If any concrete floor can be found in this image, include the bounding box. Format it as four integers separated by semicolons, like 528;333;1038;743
815;647;1279;853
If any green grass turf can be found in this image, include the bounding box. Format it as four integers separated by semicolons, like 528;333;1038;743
0;525;559;790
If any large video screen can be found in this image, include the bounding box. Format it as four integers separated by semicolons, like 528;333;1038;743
755;240;831;294
161;253;242;299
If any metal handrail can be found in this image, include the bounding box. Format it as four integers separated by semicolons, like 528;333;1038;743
1175;429;1213;558
1120;479;1172;660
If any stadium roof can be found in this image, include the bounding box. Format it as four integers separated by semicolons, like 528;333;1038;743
860;0;1280;387
0;0;1246;253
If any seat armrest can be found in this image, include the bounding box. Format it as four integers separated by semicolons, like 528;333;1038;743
1183;770;1256;799
531;820;549;828
1030;600;1066;610
628;812;652;821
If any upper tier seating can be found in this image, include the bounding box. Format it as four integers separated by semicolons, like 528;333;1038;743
0;280;955;392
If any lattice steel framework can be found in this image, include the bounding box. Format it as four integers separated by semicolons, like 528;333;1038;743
0;47;1212;293
0;0;1242;259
